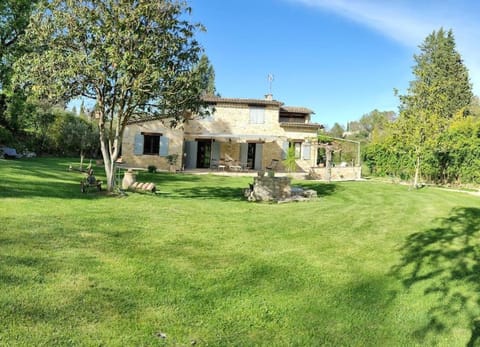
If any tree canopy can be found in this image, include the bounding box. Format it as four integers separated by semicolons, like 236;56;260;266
0;0;38;134
15;0;210;191
327;122;345;138
347;109;396;142
0;0;36;89
399;28;472;120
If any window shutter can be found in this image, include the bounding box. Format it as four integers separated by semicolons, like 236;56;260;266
212;141;221;162
134;133;144;155
281;141;289;159
184;141;198;169
159;136;169;156
249;107;265;124
302;143;311;160
255;143;263;169
240;143;248;164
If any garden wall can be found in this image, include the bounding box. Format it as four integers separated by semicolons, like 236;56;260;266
310;166;362;181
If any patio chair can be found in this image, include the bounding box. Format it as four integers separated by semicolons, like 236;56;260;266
229;160;242;172
217;158;226;171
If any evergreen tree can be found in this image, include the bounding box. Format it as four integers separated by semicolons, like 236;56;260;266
399;28;472;119
197;55;217;96
396;28;472;187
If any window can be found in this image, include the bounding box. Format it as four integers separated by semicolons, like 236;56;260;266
134;133;169;156
143;133;160;154
249;106;265;124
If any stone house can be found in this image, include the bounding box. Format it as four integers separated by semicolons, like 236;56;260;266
121;95;322;172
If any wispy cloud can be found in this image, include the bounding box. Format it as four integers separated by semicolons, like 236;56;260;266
289;0;480;94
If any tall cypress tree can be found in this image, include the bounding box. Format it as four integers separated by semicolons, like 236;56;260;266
396;28;473;187
399;28;472;120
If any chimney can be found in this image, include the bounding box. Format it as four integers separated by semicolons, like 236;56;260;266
264;93;273;101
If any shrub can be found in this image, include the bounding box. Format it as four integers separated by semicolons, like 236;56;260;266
147;165;157;173
0;126;13;145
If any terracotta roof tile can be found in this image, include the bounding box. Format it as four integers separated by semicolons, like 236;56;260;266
202;95;283;107
280;106;315;115
280;122;323;129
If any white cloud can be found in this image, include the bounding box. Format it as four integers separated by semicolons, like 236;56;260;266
291;0;432;45
289;0;480;94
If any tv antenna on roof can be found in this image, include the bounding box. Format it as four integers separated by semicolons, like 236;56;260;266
267;73;275;94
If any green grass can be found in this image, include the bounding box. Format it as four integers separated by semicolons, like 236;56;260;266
1;157;480;346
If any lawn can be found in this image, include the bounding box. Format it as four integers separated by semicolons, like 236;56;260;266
1;158;480;346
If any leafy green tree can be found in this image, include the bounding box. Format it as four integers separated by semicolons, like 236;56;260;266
359;110;396;140
434;112;480;184
395;28;472;187
346;110;396;142
0;0;38;136
14;0;210;191
31;106;56;154
1;89;28;132
394;110;445;187
0;0;37;88
51;112;99;158
327;122;345;138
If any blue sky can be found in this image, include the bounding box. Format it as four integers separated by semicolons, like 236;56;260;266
189;0;480;129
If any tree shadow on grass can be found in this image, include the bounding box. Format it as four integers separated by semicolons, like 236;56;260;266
0;158;108;199
0;174;107;200
156;185;246;201
391;207;480;345
134;171;249;201
138;172;202;184
155;178;338;201
294;181;338;197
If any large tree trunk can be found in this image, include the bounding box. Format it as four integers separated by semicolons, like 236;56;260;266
98;127;121;192
99;137;115;192
97;104;125;192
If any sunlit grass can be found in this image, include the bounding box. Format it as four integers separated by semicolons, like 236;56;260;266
1;157;480;346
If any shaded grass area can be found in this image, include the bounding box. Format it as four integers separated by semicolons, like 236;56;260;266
1;158;480;345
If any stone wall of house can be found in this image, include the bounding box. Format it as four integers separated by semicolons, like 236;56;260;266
186;104;285;137
219;141;240;163
122;120;184;170
262;142;283;170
